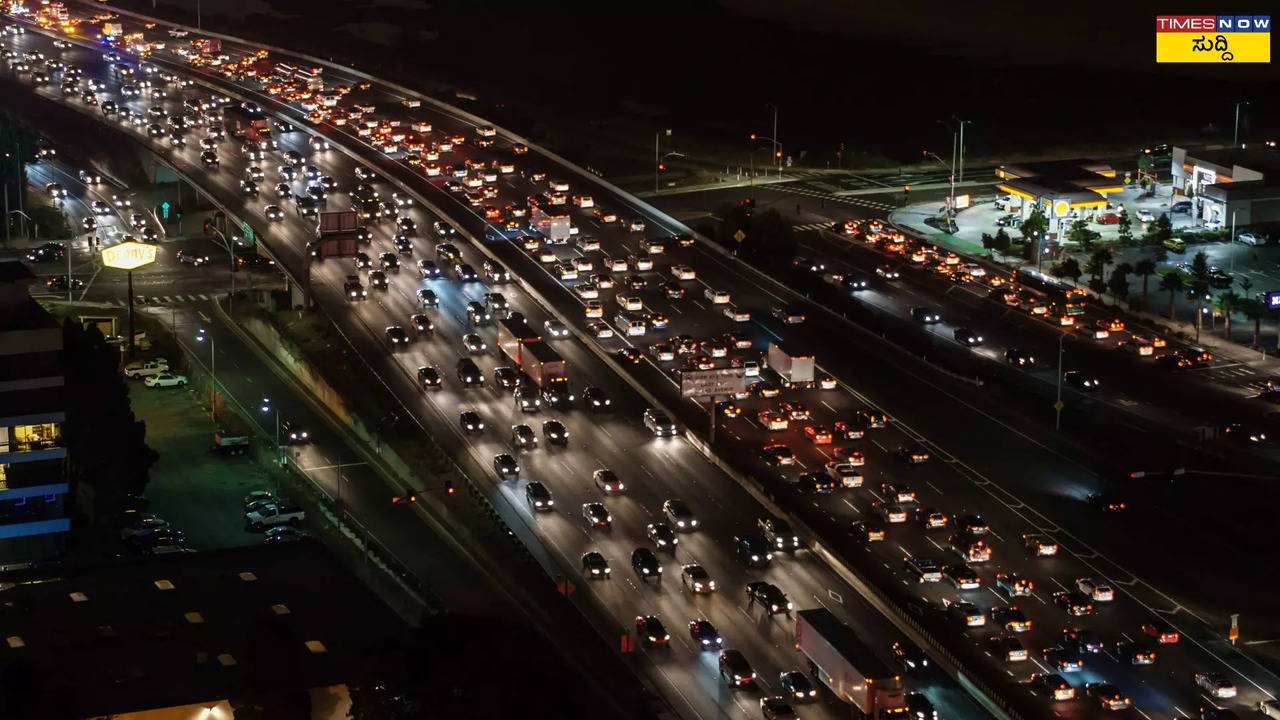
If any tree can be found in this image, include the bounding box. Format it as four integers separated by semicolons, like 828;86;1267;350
1050;257;1083;285
1158;272;1184;321
1067;219;1094;251
61;320;159;518
1117;212;1133;244
1021;206;1048;245
981;232;997;258
1133;259;1157;308
1242;296;1265;346
1088;248;1114;284
1215;290;1241;339
1154;213;1174;245
1107;262;1133;299
0;114;39;238
993;228;1012;255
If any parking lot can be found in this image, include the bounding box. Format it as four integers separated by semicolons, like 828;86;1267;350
127;382;273;550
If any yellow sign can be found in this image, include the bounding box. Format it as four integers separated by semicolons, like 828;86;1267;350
100;241;158;270
1156;16;1270;63
1052;200;1071;219
1157;32;1270;63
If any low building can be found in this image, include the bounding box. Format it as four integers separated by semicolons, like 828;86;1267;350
994;159;1124;237
1170;145;1280;228
0;259;70;570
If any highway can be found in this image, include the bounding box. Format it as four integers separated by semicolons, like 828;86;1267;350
6;9;1280;720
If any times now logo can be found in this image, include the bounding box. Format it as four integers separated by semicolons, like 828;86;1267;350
1156;15;1271;31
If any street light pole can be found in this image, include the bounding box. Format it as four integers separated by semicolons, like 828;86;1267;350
768;103;779;176
654;131;659;194
957;119;971;183
1234;100;1250;147
1230;209;1238;272
1055;334;1064;431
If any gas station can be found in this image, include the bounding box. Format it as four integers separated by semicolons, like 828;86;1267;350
993;159;1125;239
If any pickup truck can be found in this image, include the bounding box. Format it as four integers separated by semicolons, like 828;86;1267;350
122;358;170;379
758;516;801;552
245;503;306;529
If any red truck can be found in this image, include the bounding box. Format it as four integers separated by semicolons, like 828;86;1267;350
795;609;907;718
308;210;361;260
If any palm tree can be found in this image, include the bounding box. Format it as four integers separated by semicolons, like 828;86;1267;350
1215;290;1241;340
1242;297;1264;346
1158;272;1184;322
1089;248;1113;285
1134;259;1157;309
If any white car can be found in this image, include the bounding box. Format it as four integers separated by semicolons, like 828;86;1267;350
825;461;864;488
574;283;599;299
704;288;731;304
1136;209;1156;222
123;359;170;379
544;320;570;338
587;321;614;338
1076;577;1114;602
1237;231;1262;246
671;265;696;281
144;372;189;388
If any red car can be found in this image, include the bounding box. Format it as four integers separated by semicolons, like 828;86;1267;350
1141;621;1179;644
1095;212;1121;225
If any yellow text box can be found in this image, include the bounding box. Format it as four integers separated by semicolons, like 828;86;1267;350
1157;32;1270;63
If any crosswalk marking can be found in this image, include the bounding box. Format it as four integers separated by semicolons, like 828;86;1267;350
793;222;834;232
771;184;895;211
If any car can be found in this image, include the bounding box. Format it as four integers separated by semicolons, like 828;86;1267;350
874;502;909;524
265;205;284;221
954;328;983;346
824;462;864;488
680;564;716;594
576;502;612;531
734;534;774;568
904;693;937;720
897;446;930;464
462;334;486;354
590;468;625;494
643;408;678;436
892;641;930;672
584;386;612;412
1114;639;1156;665
688;619;722;649
1076;577;1114;602
915;507;948;529
631;547;663;580
1031;672;1076;701
1041;645;1084;673
989;635;1028;662
803;425;834;445
943;563;981;589
760;444;796;466
880;481;913;503
459;410;484;434
1051;591;1094;616
779;671;816;703
910;307;941;323
991;606;1031;633
1223;423;1268;445
1061;627;1105;654
1088;492;1127;513
525;481;554;511
119;514;170;540
1063;371;1100;390
719;650;755;687
1022;533;1058;556
1095;212;1121;225
416;365;442;390
943;599;985;627
746;581;792;615
759;697;797;720
955;514;988;535
541;420;569;446
511;424;538;450
662;499;697;530
384;325;410;348
646;522;679;551
851;520;887;543
245;503;306;529
1004;348;1035;366
1192;671;1233;696
44;275;85;293
635;615;670;647
995;573;1033;597
1142;621;1180;644
368;270;388;290
1084;682;1130;711
581;551;611;578
1262;700;1280;719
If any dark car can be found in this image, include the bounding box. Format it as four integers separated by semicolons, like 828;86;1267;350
734;534;773;568
416;365;442;389
459;410;484;434
583;386;612;413
26;242;65;263
456;358;482;387
1005;348;1036;366
581;551;610;578
493;453;520;479
524;481;553;510
417;259;441;278
779;671;816;702
634;615;669;646
631;547;662;580
689;620;723;650
1063;371;1100;391
542;420;569;446
719;650;756;687
953;328;983;347
892;641;930;673
582;502;612;530
746;581;792;615
647;522;678;552
279;418;310;444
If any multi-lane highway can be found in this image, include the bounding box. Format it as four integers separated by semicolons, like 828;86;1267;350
6;7;1280;720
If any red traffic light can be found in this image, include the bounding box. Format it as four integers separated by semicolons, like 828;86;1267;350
444;480;455;495
749;133;757;140
657;163;665;171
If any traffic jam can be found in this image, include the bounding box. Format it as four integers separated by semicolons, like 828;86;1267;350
4;6;1274;719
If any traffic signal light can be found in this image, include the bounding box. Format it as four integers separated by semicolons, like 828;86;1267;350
657;163;665;171
749;133;757;140
444;480;455;495
775;151;782;159
391;493;418;504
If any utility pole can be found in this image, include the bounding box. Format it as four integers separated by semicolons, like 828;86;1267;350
654;131;659;194
1054;334;1064;430
769;103;779;176
1234;100;1250;147
957;119;971;183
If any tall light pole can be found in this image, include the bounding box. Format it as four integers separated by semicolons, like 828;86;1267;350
1230;208;1238;271
956;119;972;183
766;103;779;175
196;327;216;418
923;150;956;228
1055;334;1065;431
654;128;671;193
1234;100;1250;147
260;397;282;492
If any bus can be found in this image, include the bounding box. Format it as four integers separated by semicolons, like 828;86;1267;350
1015;269;1087;314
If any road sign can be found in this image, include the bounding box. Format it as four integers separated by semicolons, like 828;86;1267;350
160;201;170;219
1266;291;1280;310
100;241;157;270
242;221;255;245
1229;613;1239;644
680;367;746;398
733;229;746;243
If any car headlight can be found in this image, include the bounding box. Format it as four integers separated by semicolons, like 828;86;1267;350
750;555;759;561
677;520;685;527
701;638;711;645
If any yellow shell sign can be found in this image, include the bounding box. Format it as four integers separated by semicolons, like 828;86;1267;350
100;241;158;270
1052;200;1072;219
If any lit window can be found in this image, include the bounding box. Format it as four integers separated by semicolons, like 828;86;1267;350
11;423;61;451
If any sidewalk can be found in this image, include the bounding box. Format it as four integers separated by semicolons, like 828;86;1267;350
890;194;1280;377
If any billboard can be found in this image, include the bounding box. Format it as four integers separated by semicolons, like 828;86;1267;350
679;367;746;398
1267;291;1280;310
101;241;157;270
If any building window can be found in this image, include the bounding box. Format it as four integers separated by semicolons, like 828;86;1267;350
9;423;62;452
0;464;7;490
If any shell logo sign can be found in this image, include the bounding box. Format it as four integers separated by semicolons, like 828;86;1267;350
1052;200;1072;219
101;241;157;270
